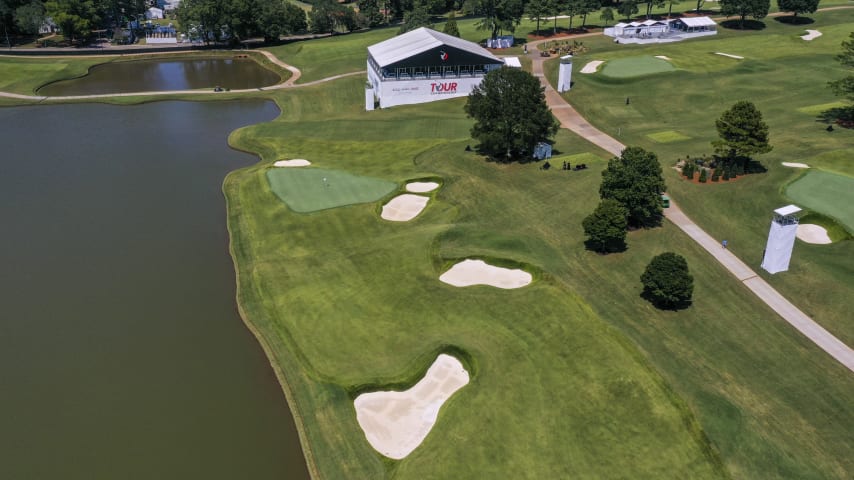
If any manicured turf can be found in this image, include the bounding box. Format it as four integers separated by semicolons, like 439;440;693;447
0;57;105;95
796;101;848;116
786;170;854;231
226;72;854;480
267;167;396;213
548;8;854;348
601;55;676;78
647;130;691;143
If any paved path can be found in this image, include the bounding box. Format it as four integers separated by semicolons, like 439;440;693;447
528;43;854;373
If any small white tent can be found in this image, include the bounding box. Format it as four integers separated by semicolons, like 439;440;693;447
145;7;164;19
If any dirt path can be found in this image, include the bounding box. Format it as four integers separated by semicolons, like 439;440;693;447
527;42;854;373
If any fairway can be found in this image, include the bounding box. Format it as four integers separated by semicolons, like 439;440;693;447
266;167;397;213
786;170;854;231
601;56;675;78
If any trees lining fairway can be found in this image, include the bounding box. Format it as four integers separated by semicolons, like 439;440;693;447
599;146;666;228
776;0;820;18
465;67;558;161
583;198;629;252
720;0;770;28
712;100;772;169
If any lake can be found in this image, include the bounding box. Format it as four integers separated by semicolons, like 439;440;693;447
37;57;281;96
0;101;309;480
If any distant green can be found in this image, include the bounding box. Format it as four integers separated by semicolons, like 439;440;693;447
601;56;676;78
786;170;854;231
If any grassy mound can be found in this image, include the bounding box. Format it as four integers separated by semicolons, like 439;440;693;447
267;167;396;213
786;170;854;231
601;56;676;78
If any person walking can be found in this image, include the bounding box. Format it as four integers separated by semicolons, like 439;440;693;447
722;239;728;249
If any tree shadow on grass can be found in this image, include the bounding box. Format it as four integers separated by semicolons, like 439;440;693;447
817;106;854;129
583;238;628;254
720;19;766;30
640;290;693;311
773;15;815;25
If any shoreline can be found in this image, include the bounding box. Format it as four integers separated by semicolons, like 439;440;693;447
223;167;322;480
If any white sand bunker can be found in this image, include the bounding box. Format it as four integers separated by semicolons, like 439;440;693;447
381;194;429;222
354;354;470;459
797;224;832;244
405;181;439;193
801;29;822;41
715;52;744;59
273;159;311;167
782;162;810;169
654;55;671;61
440;259;532;289
581;60;604;74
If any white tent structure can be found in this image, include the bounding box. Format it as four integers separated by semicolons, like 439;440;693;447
670;16;717;33
366;27;504;110
761;205;801;274
605;16;717;44
145;7;164;19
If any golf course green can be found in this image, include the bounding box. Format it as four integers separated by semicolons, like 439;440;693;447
1;5;852;479
786;170;854;231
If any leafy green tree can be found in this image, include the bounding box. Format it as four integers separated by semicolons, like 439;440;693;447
399;0;431;33
617;0;638;20
641;252;693;309
358;0;384;27
525;0;549;35
776;0;819;18
474;0;524;38
563;0;584;31
720;0;769;28
829;32;854;103
599;146;666;228
442;9;459;36
712;101;772;164
465;67;558;161
695;0;705;13
582;198;629;253
579;0;600;27
308;0;335;33
45;0;98;41
15;0;45;34
258;0;307;42
599;6;613;25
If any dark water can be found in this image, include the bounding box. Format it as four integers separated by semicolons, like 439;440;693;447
0;101;309;480
37;58;281;95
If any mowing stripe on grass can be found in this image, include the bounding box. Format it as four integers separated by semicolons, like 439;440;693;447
796;101;848;116
267;167;397;213
786;170;854;231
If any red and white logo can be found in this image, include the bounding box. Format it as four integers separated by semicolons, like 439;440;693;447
439;50;448;61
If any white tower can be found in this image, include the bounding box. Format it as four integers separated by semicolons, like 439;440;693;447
761;205;801;274
557;55;573;93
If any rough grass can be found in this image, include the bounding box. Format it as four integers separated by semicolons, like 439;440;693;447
0;56;106;95
266;167;397;213
785;170;854;231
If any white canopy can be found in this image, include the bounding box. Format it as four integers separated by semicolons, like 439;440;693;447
774;205;802;216
368;27;500;68
503;57;522;68
678;16;717;27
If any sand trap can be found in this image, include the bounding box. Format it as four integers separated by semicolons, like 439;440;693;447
801;29;822;41
354;354;470;459
654;55;671;61
715;52;744;59
381;194;429;222
782;162;810;169
797;224;832;244
273;159;311;167
405;181;439;193
440;259;532;289
580;60;604;74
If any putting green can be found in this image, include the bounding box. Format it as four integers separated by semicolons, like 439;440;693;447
600;56;675;78
786;170;854;231
267;167;397;213
646;130;691;143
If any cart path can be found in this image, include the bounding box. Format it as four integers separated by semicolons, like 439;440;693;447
529;43;854;373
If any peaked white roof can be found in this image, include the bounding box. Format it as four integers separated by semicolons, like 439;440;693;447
504;57;521;68
677;16;717;27
368;27;501;68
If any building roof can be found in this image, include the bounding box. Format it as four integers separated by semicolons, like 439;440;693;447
504;57;522;68
676;16;717;27
368;27;501;68
774;204;802;216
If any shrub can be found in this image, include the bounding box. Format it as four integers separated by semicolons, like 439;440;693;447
640;252;693;309
699;168;708;183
